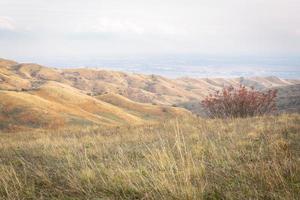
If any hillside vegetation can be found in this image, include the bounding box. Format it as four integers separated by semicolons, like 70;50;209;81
0;114;299;199
0;59;191;131
1;58;299;121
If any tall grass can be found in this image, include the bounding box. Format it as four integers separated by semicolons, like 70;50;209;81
0;114;299;199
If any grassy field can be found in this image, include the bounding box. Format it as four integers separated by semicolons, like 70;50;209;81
0;114;299;199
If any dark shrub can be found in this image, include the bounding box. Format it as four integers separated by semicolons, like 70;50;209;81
201;85;277;118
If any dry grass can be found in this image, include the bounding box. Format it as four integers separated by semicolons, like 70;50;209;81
3;58;299;108
0;82;190;131
96;93;187;119
0;114;299;199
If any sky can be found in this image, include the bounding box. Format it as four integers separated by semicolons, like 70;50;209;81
0;0;299;77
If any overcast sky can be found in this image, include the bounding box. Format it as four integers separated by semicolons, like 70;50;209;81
0;0;299;69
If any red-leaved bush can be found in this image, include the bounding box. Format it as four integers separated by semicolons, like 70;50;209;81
202;85;277;118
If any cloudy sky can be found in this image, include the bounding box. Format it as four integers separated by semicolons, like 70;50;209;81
0;0;299;75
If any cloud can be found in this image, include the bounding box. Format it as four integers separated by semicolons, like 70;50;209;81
75;17;144;35
0;16;15;31
74;17;187;38
95;18;144;34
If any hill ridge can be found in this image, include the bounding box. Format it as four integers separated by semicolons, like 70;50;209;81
0;58;299;131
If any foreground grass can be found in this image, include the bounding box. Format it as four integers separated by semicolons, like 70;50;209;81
0;114;299;200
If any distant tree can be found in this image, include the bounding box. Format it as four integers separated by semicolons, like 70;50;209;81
201;85;277;118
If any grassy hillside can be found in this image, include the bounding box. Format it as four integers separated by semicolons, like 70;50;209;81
276;84;300;113
0;58;192;131
96;93;188;120
1;58;299;107
0;81;190;131
0;114;299;199
0;57;299;131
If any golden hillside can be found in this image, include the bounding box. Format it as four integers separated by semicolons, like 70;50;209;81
2;58;298;106
0;83;143;131
0;84;190;131
96;93;187;120
0;58;299;131
0;59;192;131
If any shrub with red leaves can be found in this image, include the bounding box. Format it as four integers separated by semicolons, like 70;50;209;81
201;85;277;118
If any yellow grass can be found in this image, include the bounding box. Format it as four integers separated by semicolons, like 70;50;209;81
0;114;299;199
97;93;189;119
0;82;190;131
3;58;298;107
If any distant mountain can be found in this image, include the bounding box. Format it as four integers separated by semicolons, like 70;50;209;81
0;58;299;130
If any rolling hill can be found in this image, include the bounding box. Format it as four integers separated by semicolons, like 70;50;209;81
0;58;299;130
0;59;191;131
